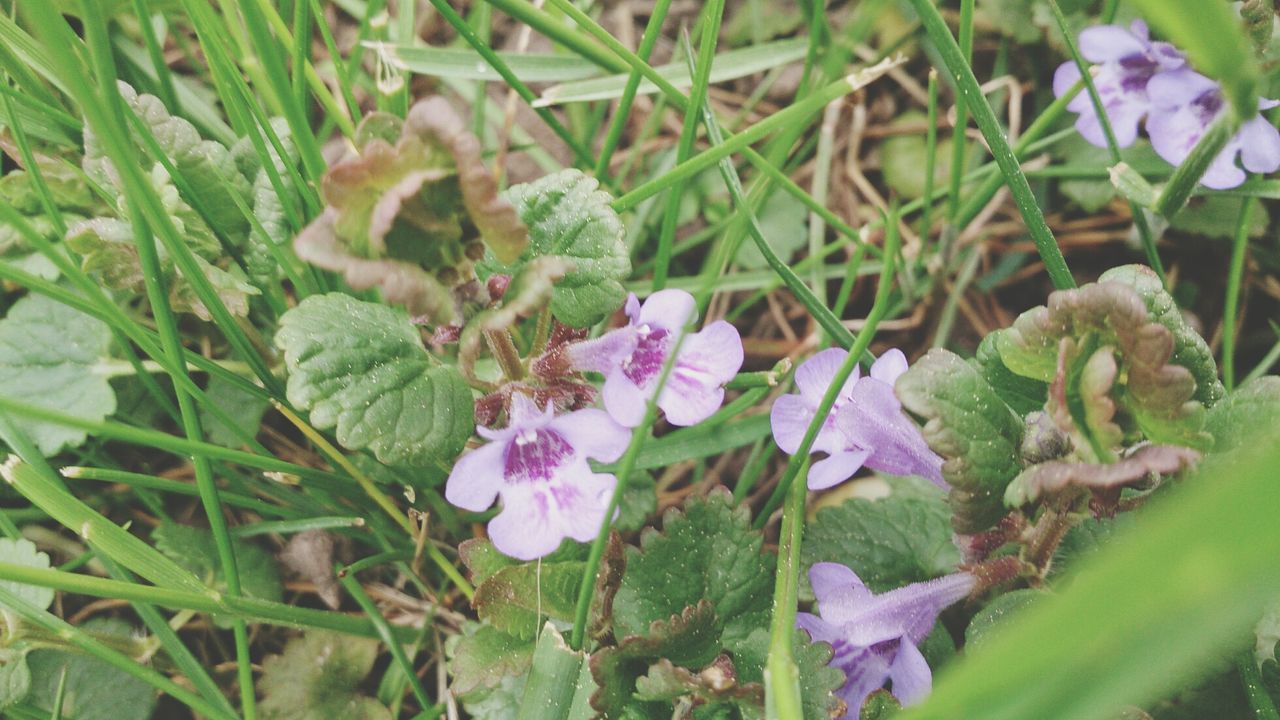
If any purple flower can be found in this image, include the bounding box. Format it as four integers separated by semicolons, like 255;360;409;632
1053;20;1185;148
798;563;975;714
445;393;629;560
565;289;743;428
1146;69;1280;189
770;349;944;490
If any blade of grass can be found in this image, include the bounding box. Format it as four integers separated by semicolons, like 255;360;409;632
1047;0;1164;285
593;0;674;177
753;213;899;529
129;0;177;109
76;8;259;710
538;38;809;106
906;0;1074;289
944;0;974;224
425;0;595;167
764;209;898;715
64;466;301;518
921;69;940;239
0;584;239;720
653;4;725;290
386;44;600;83
0;451;203;592
904;437;1280;720
1222;196;1256;390
339;570;435;712
0;558;411;639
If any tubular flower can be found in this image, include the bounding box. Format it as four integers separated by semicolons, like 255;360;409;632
770;349;944;490
798;562;976;714
564;289;743;428
444;393;629;560
1146;69;1280;189
1052;20;1185;148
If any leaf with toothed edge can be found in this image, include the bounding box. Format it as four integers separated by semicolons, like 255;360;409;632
275;293;474;467
896;349;1024;533
494;170;631;327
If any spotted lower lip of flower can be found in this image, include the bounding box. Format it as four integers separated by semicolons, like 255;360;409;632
770;348;945;490
1052;20;1185;149
797;562;976;715
1146;68;1280;189
444;393;630;560
563;289;744;428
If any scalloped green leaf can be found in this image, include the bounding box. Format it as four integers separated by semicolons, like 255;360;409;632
473;560;584;641
591;601;725;718
25;618;156;720
258;632;390;720
895;349;1024;533
801;477;959;594
1098;265;1223;408
499;170;631;327
448;623;534;698
0;292;116;456
612;488;774;654
975;332;1046;417
1205;376;1280;453
275;293;474;467
85;81;252;236
152;522;282;622
0;538;53;612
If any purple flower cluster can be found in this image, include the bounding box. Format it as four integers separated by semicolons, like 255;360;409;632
445;290;743;560
1055;20;1280;189
799;563;975;712
770;348;944;490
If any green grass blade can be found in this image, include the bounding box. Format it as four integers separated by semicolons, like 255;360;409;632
537;38;808;106
653;5;726;290
907;0;1074;289
1047;0;1164;284
905;438;1280;720
385;44;600;82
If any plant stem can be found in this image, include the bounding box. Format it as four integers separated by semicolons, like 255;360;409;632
1224;197;1256;391
906;0;1075;289
1048;0;1165;285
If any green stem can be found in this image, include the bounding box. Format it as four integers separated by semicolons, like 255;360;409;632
1048;0;1164;285
764;454;808;719
753;226;898;526
1223;197;1256;391
1155;113;1239;218
594;0;674;177
907;0;1074;289
945;0;974;224
1239;649;1280;720
431;0;594;166
339;570;435;712
0;558;411;639
612;72;876;212
654;4;725;290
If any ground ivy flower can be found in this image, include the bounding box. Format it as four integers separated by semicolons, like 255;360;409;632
444;393;629;560
564;289;743;428
1146;69;1280;189
798;562;976;713
1052;20;1185;148
770;349;944;490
